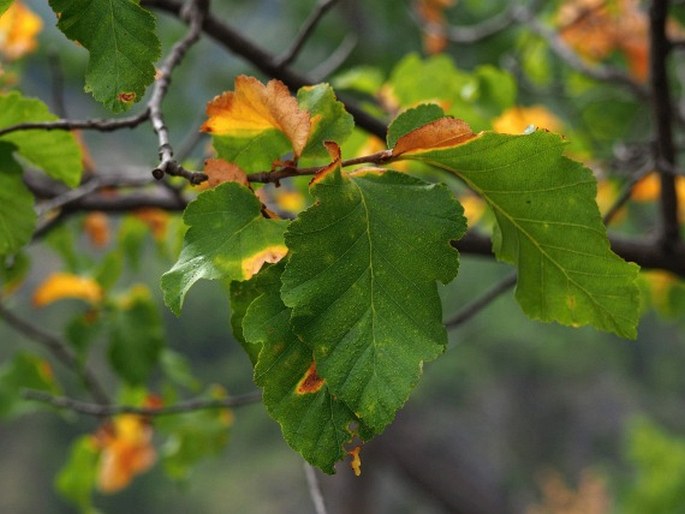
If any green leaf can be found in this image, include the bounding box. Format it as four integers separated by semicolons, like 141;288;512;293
298;84;355;158
0;92;83;186
387;104;445;149
386;54;516;130
213;131;291;172
402;128;640;338
0;352;61;419
48;0;160;112
0;251;30;293
229;263;283;365
281;165;465;432
108;285;164;384
0;142;36;255
55;436;100;514
161;182;288;315
160;349;200;391
243;283;365;473
0;1;12;16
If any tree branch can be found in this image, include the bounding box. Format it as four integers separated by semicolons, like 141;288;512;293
0;112;149;138
513;7;650;99
149;0;208;185
274;0;339;69
0;303;110;405
445;273;516;329
649;0;680;250
22;389;262;417
142;0;388;140
303;463;329;514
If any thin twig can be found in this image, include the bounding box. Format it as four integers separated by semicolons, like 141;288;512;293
445;273;516;329
22;389;262;417
149;0;208;185
649;0;680;250
142;0;388;139
0;112;149;138
0;303;110;405
513;7;650;99
304;463;329;514
426;6;519;44
274;0;339;68
602;163;655;226
310;33;358;81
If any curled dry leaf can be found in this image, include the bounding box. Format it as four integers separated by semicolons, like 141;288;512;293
392;117;475;157
203;158;249;188
33;272;103;307
201;75;311;157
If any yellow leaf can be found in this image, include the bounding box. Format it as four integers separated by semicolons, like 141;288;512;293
201;75;311;157
492;105;563;134
556;0;649;81
0;2;42;60
274;189;306;214
95;415;156;493
415;0;456;54
459;194;486;227
133;208;170;241
631;173;660;202
33;272;103;307
203;158;249;189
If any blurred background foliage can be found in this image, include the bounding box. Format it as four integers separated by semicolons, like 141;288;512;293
1;0;685;512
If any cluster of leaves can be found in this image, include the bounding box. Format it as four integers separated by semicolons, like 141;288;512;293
1;0;683;510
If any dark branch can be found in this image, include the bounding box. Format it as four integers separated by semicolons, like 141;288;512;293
274;0;339;68
142;0;388;140
22;389;262;417
649;0;680;250
0;112;149;138
0;303;110;405
445;273;516;329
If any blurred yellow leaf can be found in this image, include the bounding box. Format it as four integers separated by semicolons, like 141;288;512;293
95;415;156;493
0;2;42;60
415;0;456;54
492;105;563;134
595;179;626;224
557;0;648;81
631;173;660;202
133;208;170;241
459;193;486;227
33;273;103;307
84;212;110;248
274;189;306;214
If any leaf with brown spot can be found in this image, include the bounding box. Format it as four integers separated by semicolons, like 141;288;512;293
242;265;369;473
